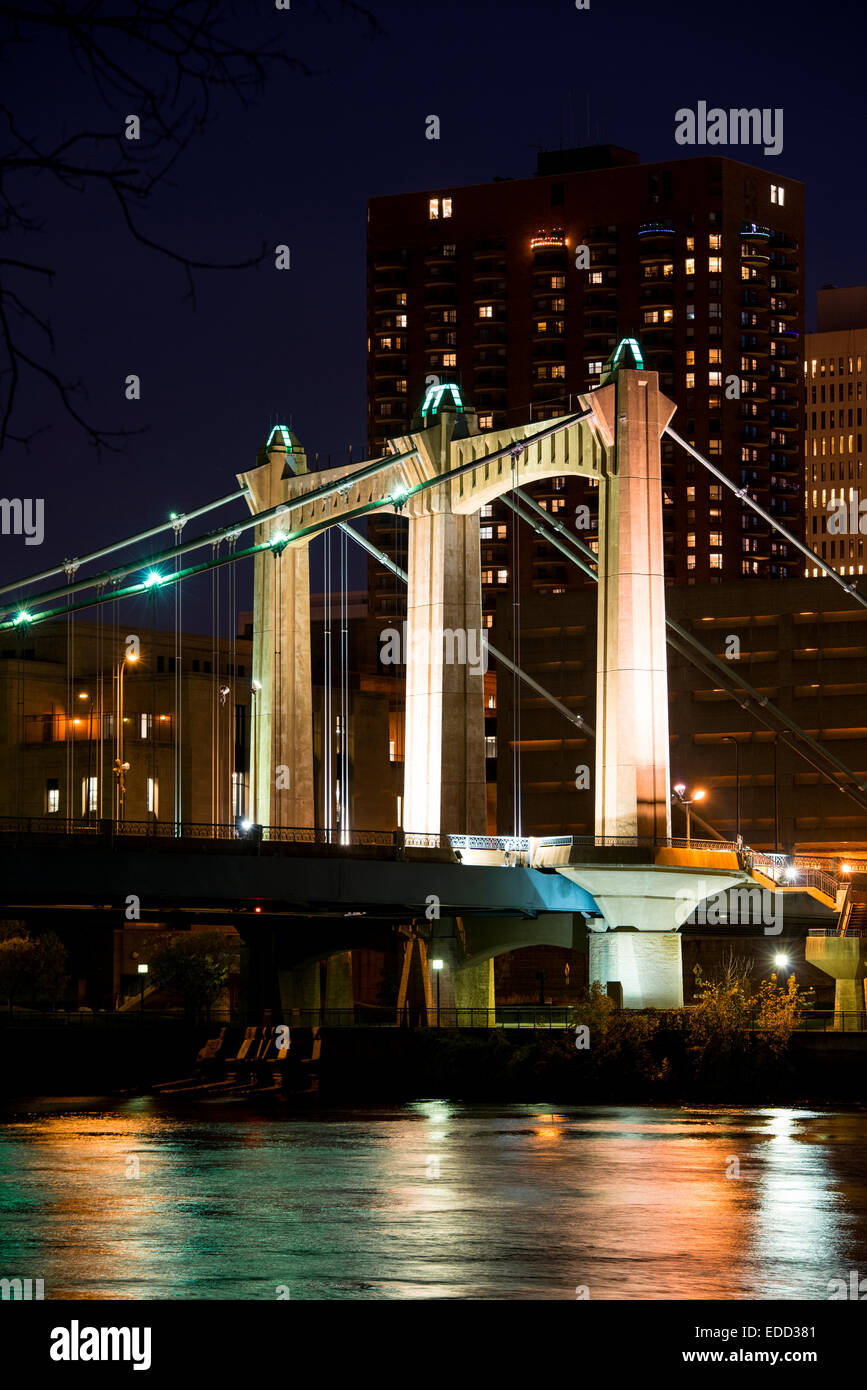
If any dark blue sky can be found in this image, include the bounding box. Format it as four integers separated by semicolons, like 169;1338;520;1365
2;0;864;614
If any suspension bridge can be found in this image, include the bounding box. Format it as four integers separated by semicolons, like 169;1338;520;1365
2;342;865;1018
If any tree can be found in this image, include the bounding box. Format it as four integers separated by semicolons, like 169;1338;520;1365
149;930;235;1019
0;0;379;451
0;927;41;1010
0;925;69;1010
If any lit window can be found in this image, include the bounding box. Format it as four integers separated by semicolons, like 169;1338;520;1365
687;555;696;570
551;275;566;289
709;532;723;547
429;198;439;220
481;504;494;518
396;314;407;328
709;554;723;569
771;184;785;206
552;364;565;379
396;293;407;306
442;352;456;367
708;371;722;386
479;305;493;318
485;736;497;757
497;524;507;539
589;271;603;284
497;568;509;584
687;533;696;548
147;777;158;815
685;258;695;275
685;372;695;389
663;262;674;277
686;236;695;252
708;347;722;363
708;440;723;455
481;569;493;584
478;413;493;430
708;234;722;250
588;360;602;375
708;256;722;273
46;780;59;814
442;197;453;218
685;350;695;366
551;298;566;312
82;776;97;815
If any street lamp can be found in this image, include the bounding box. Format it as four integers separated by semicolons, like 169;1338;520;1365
432;958;443;1028
78;692;95;819
114;650;139;822
672;783;706;845
137;962;148;1015
721;736;741;844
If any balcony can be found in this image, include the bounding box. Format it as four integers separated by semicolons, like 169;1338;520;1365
638;222;676;241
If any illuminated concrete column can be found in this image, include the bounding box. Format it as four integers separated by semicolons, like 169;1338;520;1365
588;929;684;1009
402;495;486;835
239;428;315;829
426;931;495;1023
594;368;676;838
805;936;867;1029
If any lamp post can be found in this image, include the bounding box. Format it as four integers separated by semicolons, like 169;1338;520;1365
137;962;148;1016
432;958;443;1028
772;735;780;856
114;650;139;822
672;782;706;845
721;736;740;844
78;692;94;818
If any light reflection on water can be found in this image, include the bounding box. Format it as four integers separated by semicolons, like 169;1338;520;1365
0;1099;865;1300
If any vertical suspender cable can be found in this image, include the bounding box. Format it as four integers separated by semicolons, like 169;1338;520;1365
173;521;183;834
340;524;349;842
510;455;522;840
323;530;332;839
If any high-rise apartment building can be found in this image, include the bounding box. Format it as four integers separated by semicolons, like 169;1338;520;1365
367;146;804;625
804;286;867;580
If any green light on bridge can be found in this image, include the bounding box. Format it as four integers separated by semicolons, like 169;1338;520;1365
610;337;645;371
265;425;293;452
421;382;464;419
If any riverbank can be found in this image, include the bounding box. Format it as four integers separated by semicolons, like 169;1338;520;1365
3;1020;866;1104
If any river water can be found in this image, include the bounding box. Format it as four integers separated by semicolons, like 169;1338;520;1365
1;1099;865;1300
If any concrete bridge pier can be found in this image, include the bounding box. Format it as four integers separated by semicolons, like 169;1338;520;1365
239;427;315;829
588;928;683;1009
805;936;867;1029
425;930;495;1022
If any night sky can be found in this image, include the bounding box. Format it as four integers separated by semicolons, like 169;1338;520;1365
2;0;864;614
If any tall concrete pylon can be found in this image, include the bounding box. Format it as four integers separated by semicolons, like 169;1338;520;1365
238;426;315;829
592;358;676;839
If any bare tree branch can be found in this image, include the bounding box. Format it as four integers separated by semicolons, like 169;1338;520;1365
0;0;381;451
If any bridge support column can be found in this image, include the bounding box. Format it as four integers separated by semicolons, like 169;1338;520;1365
805;936;867;1030
396;932;432;1026
325;951;354;1013
239;429;315;829
588;928;683;1009
426;931;495;1024
403;500;486;836
277;961;321;1017
594;369;676;838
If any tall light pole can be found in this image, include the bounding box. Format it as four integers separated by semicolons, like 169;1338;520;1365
432;957;443;1027
721;736;740;844
114;650;139;822
772;734;780;856
78;692;94;818
673;782;706;846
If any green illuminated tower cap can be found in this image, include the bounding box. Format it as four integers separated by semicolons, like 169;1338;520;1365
256;423;307;475
411;380;475;433
601;336;645;383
